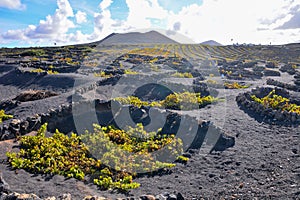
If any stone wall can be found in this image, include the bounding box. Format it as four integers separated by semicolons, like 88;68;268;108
0;100;234;153
236;87;300;124
266;78;300;92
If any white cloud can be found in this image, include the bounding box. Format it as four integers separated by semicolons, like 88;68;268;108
126;0;168;28
165;0;300;44
2;0;300;46
87;0;170;41
0;0;26;10
55;0;300;44
59;30;89;44
88;0;132;41
2;29;26;40
99;0;112;10
89;0;115;40
2;0;75;43
75;11;87;24
30;0;75;37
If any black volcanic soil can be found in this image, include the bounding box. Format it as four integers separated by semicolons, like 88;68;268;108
0;44;299;199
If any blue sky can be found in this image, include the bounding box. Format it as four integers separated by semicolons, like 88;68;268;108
0;0;300;47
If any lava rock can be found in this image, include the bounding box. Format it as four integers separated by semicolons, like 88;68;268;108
0;172;10;194
139;195;156;200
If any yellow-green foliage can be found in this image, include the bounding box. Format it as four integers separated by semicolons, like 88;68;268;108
124;69;139;75
292;64;297;69
114;96;149;108
206;79;217;85
82;123;181;174
64;57;72;63
224;82;249;89
171;72;193;78
30;68;59;74
251;90;300;114
6;124;100;180
161;92;217;110
31;57;39;61
7;123;182;191
0;110;13;123
47;70;59;75
176;155;189;163
115;92;217;110
93;71;112;78
30;68;45;73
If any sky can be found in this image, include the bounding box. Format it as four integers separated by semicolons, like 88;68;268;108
0;0;300;47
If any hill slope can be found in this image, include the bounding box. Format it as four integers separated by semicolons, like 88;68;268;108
200;40;222;46
97;31;178;45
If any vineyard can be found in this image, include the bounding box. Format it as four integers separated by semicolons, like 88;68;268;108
0;39;299;199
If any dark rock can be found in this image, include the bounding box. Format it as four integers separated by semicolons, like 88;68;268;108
82;196;108;200
0;100;20;111
176;193;184;200
8;119;21;138
0;172;10;194
267;78;300;92
139;195;156;200
57;194;71;200
2;192;20;200
253;65;265;72
26;116;41;132
19;121;29;135
167;194;177;200
133;83;173;101
266;62;276;68
263;69;280;76
182;153;192;158
280;64;296;75
13;90;58;102
0;192;42;200
210;134;235;153
155;194;166;200
16;193;42;200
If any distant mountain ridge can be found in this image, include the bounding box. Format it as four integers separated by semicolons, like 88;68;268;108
200;40;222;46
97;31;178;45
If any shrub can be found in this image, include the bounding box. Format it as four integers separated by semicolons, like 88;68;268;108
47;70;59;75
94;71;112;78
171;72;193;78
30;68;59;74
30;68;45;73
161;92;218;110
0;110;13;123
124;69;139;75
176;155;189;164
114;96;148;108
6;124;100;180
251;90;300;114
81;123;181;173
115;92;217;110
7;123;183;191
224;82;249;89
